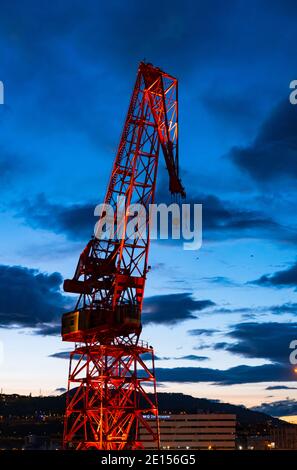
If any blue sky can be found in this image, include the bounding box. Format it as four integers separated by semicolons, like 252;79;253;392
1;0;297;415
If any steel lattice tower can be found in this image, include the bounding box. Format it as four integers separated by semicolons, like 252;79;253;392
61;62;185;450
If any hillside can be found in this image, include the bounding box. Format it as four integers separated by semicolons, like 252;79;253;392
0;392;290;427
155;393;285;426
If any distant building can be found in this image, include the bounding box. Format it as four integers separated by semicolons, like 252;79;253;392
140;413;236;450
23;435;60;450
242;435;274;450
271;426;297;450
237;425;297;450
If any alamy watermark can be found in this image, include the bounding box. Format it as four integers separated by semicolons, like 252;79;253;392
0;81;4;105
289;340;297;365
289;80;297;104
93;196;202;251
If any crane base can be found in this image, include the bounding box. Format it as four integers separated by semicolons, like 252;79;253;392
63;340;160;450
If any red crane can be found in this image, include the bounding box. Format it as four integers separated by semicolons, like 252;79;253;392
61;62;185;450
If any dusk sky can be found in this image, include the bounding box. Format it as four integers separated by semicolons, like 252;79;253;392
1;0;297;418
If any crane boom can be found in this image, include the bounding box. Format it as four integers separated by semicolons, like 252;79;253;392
62;62;184;343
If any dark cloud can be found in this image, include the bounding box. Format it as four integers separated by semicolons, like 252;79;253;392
50;350;208;362
174;191;279;236
15;188;294;247
143;293;215;325
252;261;297;290
229;100;297;182
266;385;297;391
0;1;261;81
0;264;70;332
36;324;61;336
49;351;83;360
175;354;209;361
213;307;255;315
50;350;167;361
200;194;279;235
1;0;273;155
4;282;213;335
156;183;288;245
214;321;297;364
188;328;219;336
141;353;169;361
39;317;283;384
251;399;297;417
143;353;209;362
212;302;297;317
50;351;71;360
200;276;239;287
155;362;296;385
17;193;95;241
21;191;274;243
55;387;67;393
2;0;294;80
270;302;297;315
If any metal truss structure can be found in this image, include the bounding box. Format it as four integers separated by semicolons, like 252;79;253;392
62;62;185;450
